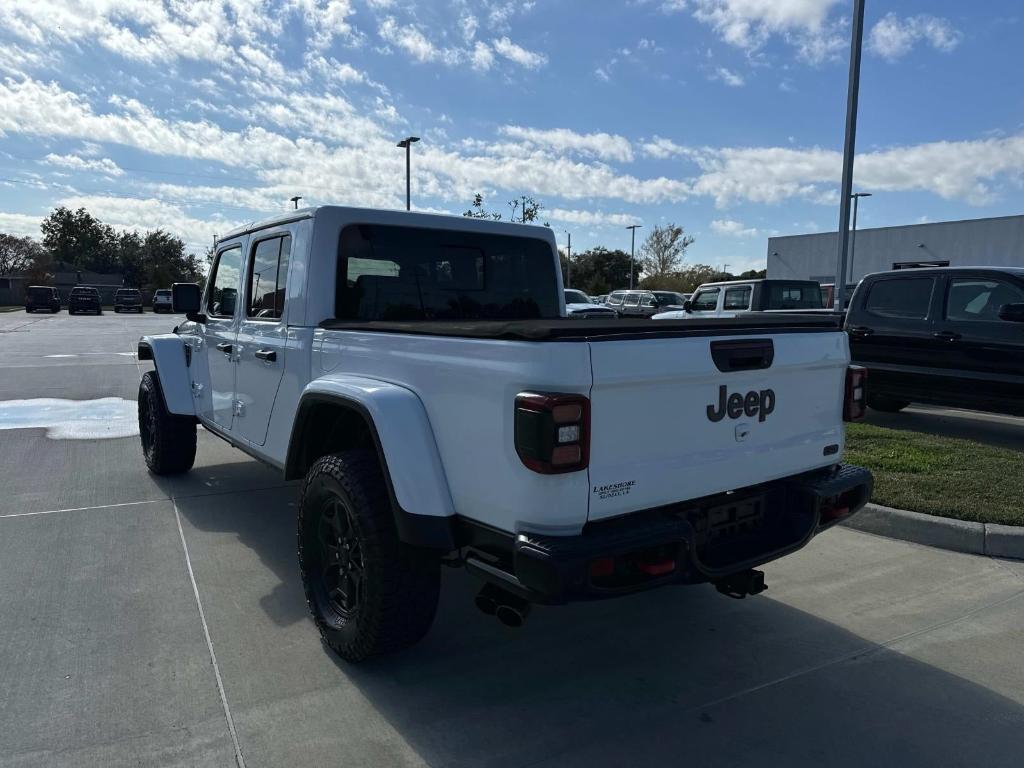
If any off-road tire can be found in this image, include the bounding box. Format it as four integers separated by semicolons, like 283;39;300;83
868;394;911;413
138;371;197;475
298;451;440;663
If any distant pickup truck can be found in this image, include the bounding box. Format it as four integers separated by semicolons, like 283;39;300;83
653;279;825;319
137;207;871;662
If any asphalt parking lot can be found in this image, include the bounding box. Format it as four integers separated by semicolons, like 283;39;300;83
2;311;1024;768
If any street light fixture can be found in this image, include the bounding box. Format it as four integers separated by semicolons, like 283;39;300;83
396;136;420;211
849;192;872;283
289;195;302;210
626;224;642;289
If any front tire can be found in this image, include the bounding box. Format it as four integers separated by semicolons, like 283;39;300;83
298;451;440;663
138;371;197;475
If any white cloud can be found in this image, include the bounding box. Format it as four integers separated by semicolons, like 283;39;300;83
713;66;745;87
594;67;611;82
711;218;759;238
471;41;495;72
500;126;634;162
640;136;690;159
691;0;844;63
492;37;547;69
378;17;447;63
0;211;43;238
43;154;124;177
868;14;963;61
549;208;642;227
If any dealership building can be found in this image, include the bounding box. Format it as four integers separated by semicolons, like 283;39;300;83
766;214;1024;285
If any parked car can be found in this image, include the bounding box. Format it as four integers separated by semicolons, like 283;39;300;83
653;279;824;319
114;288;144;313
845;267;1024;416
24;285;60;313
137;206;871;662
821;283;859;310
152;288;174;313
592;294;608;304
68;286;102;315
564;289;617;319
604;290;627;313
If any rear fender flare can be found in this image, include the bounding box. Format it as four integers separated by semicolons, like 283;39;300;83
138;335;195;416
286;377;456;550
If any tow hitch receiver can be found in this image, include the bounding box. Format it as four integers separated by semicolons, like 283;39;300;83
714;569;766;599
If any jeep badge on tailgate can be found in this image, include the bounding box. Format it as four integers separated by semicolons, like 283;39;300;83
707;385;775;423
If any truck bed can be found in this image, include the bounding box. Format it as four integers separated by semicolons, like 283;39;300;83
318;313;842;341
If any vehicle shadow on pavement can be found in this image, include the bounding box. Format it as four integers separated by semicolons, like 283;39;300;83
150;461;1024;767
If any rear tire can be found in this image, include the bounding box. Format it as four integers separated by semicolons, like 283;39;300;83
298;451;440;663
868;394;911;413
138;371;197;475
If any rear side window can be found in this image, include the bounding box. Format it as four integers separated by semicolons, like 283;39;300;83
764;283;822;310
865;278;934;320
623;293;641;307
723;286;751;310
691;288;719;311
946;278;1024;322
336;224;559;321
207;246;243;318
247;235;291;320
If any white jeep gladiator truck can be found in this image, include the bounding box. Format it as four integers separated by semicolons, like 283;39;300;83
137;206;872;662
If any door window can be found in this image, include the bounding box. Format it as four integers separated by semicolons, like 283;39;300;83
247;235;291;320
865;278;933;320
208;246;243;318
691;288;720;311
723;286;752;310
945;278;1024;322
641;294;656;307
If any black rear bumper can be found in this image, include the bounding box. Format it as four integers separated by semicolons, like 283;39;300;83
464;464;872;605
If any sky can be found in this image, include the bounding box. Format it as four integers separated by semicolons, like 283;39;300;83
0;0;1021;273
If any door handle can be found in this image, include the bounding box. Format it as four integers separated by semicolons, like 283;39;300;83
933;331;961;341
254;349;277;362
216;342;233;354
848;326;874;337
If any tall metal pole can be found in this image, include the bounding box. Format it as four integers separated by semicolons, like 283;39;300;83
565;231;572;288
849;191;872;284
626;224;641;289
405;142;411;211
834;0;866;313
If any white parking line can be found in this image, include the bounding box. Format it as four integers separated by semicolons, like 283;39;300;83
173;500;247;768
0;499;163;519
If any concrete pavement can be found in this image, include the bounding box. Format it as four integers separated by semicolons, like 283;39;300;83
1;311;1023;767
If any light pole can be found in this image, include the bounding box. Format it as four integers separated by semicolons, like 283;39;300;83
396;136;420;211
626;224;642;289
564;230;572;288
849;192;872;284
289;195;302;210
833;0;866;313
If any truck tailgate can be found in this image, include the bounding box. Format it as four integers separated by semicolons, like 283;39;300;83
587;331;849;521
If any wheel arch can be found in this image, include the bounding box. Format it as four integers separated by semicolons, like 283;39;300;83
138;334;195;416
286;381;456;551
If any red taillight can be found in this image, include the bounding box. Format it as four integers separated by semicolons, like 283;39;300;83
514;392;590;474
844;365;867;422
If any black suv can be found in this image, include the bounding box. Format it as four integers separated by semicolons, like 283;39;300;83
69;286;103;315
846;267;1024;416
25;285;61;313
114;288;144;313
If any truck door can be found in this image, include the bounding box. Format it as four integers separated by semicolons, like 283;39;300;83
201;243;245;430
232;232;293;446
928;273;1024;413
688;286;720;317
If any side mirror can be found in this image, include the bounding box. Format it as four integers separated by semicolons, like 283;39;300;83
683;300;692;312
172;282;205;322
998;302;1024;323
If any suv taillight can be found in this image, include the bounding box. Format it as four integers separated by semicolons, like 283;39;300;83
514;392;590;474
844;366;867;422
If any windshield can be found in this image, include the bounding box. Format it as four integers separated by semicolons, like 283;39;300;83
116;289;141;297
28;287;54;298
564;289;591;304
155;290;171;297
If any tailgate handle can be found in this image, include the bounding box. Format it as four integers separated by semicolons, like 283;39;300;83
710;339;774;372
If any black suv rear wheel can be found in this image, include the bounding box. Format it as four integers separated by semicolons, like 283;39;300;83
868;394;911;413
298;451;440;662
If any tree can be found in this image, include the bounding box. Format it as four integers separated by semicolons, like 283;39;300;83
570;247;634;295
40;206;117;272
0;234;45;275
639;264;718;293
463;193;549;226
638;223;694;281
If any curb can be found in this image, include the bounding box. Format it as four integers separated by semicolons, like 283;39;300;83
841;503;1024;560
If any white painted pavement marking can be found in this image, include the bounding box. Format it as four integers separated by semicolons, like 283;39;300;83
0;397;138;439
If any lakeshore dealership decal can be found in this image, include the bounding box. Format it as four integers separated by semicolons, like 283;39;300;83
593;480;636;500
